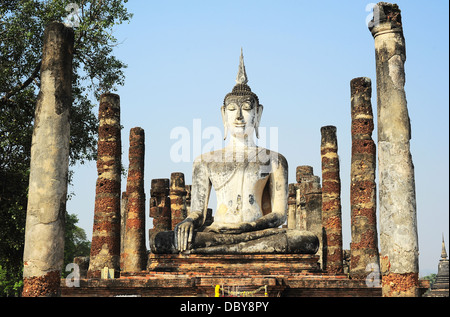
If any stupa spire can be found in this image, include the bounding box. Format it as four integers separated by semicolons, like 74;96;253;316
442;234;448;260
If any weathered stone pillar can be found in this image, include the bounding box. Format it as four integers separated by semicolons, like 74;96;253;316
120;191;128;270
287;183;297;229
349;77;380;280
185;184;192;214
320;126;343;274
87;93;121;279
169;172;187;230
22;22;74;297
149;179;171;241
369;2;419;296
296;166;323;268
122;128;146;272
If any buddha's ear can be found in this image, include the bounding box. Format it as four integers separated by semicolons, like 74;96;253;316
255;104;263;139
221;105;228;140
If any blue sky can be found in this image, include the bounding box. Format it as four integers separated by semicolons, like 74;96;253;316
67;0;449;276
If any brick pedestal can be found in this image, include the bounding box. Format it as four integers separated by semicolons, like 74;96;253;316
147;254;320;275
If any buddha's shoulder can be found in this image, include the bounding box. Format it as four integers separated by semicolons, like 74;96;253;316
256;148;287;163
193;148;287;167
193;150;225;163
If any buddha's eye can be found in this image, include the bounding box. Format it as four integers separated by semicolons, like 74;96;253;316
227;104;237;111
242;102;252;110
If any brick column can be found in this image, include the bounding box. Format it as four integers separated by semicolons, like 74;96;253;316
120;191;128;270
369;2;419;296
22;22;74;297
287;183;297;229
296;166;323;268
122;128;146;272
349;77;380;280
149;179;171;241
185;185;192;214
320;126;343;274
169;172;187;230
87;93;121;279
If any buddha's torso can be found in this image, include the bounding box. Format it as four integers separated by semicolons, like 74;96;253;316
201;147;273;224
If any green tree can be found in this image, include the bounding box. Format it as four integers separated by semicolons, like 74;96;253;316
0;0;132;296
423;273;437;287
63;212;91;278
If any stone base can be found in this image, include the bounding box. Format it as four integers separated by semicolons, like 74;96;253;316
61;273;382;297
147;253;321;275
61;253;382;297
60;253;434;297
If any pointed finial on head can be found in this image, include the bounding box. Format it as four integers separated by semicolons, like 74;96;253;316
236;47;248;85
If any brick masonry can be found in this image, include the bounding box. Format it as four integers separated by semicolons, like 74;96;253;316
87;93;121;279
349;77;380;280
122;127;147;272
320;126;344;274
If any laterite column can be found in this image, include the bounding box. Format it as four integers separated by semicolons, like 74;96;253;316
149;179;171;241
350;77;380;280
369;2;419;296
87;93;121;278
320;126;343;274
170;172;187;230
296;166;323;268
122;128;146;272
185;185;192;214
287;183;297;229
22;22;74;297
120;191;128;270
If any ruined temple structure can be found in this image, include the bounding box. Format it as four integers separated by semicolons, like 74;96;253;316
169;172;188;230
147;176;195;240
369;2;419;297
22;3;433;298
349;77;380;280
148;178;171;238
425;237;449;297
288;166;323;268
121;128;147;272
87;93;122;279
320;126;344;274
22;22;74;297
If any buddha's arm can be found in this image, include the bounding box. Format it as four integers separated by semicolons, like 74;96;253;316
190;159;212;227
174;158;211;251
252;153;288;230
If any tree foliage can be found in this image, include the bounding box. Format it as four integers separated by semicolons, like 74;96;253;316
0;0;132;295
422;273;437;287
63;212;91;278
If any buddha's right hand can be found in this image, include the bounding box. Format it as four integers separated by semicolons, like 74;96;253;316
174;218;194;252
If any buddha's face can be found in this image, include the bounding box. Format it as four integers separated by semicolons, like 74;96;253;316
222;95;262;139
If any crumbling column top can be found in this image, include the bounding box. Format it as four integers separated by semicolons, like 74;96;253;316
100;92;120;99
368;2;403;37
170;172;187;193
151;178;170;196
320;125;337;147
350;77;371;95
43;21;75;43
130;126;144;135
296;165;314;177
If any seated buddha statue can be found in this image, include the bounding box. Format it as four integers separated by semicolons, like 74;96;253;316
150;50;319;254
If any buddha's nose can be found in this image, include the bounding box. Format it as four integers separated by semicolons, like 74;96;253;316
235;106;243;120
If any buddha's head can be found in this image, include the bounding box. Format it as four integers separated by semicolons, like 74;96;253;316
222;49;263;140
